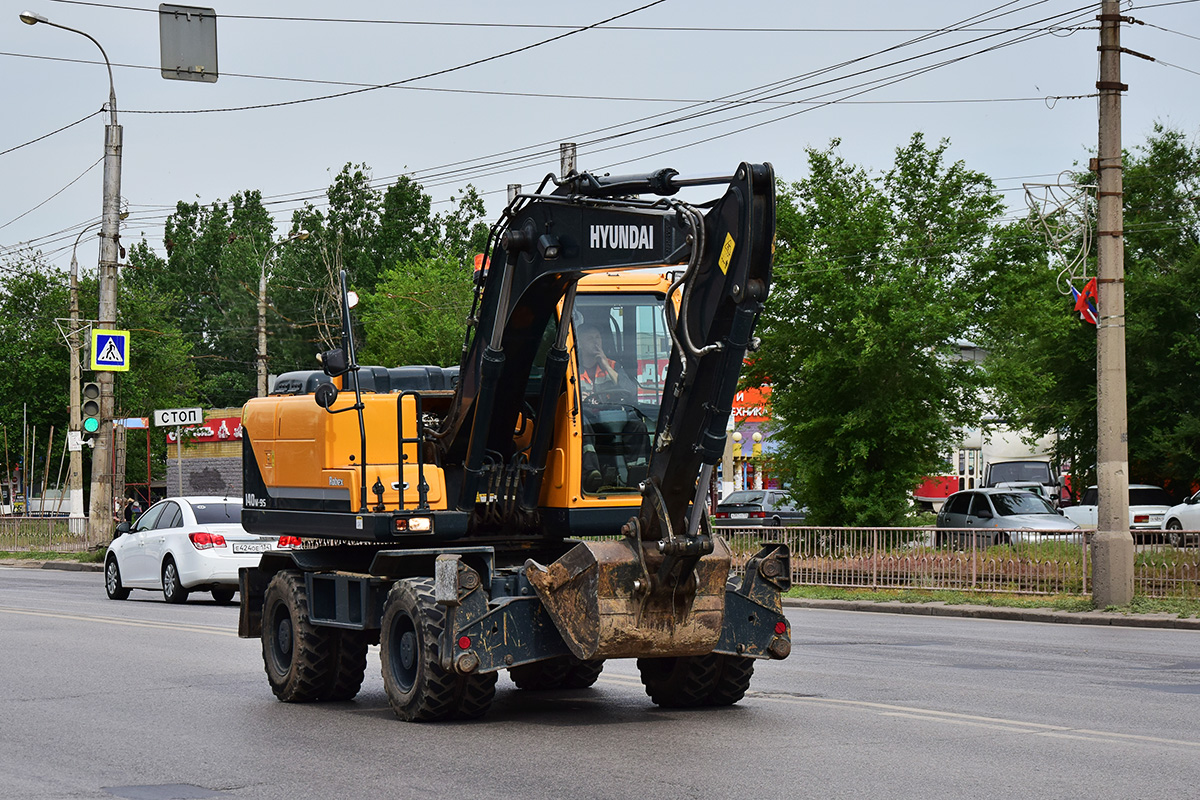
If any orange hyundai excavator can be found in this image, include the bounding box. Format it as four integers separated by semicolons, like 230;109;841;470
237;162;791;721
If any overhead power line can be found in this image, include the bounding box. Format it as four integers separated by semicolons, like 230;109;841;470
0;108;103;157
6;0;1105;262
44;0;1095;32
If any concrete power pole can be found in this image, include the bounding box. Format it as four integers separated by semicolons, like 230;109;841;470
1091;0;1133;607
87;109;122;545
20;11;123;546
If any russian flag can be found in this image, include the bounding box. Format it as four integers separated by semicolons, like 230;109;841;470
1071;278;1098;325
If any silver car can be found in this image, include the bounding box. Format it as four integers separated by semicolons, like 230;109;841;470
936;488;1080;547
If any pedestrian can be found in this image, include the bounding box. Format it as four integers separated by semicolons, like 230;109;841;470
122;497;134;524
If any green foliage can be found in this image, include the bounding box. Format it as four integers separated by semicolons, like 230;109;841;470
976;124;1200;500
127;190;275;408
358;254;475;368
752;135;999;525
0;260;72;490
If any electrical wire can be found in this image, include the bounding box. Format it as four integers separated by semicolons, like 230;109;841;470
0;157;103;232
1139;21;1200;42
124;0;673;115
2;1;1113;263
0;108;103;157
43;0;1100;32
1155;59;1200;77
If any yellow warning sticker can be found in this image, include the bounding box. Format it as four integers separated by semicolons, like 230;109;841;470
719;233;735;274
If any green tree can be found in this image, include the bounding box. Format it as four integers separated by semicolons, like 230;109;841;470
278;171;488;370
127;190;276;407
751;135;1002;525
978;124;1200;499
358;253;475;368
0;259;72;495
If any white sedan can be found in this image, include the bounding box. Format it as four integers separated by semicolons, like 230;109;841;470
104;496;281;604
1163;491;1200;548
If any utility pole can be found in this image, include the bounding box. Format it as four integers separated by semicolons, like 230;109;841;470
90;48;122;546
67;238;87;520
257;230;310;397
1091;0;1133;607
20;11;123;546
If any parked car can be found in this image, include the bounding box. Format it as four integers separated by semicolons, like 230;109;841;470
935;488;1080;547
995;481;1054;503
713;489;807;527
1162;490;1200;548
104;496;283;604
1062;484;1174;540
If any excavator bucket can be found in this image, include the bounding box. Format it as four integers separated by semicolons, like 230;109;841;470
525;536;731;660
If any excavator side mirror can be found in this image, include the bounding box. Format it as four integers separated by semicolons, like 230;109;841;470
314;382;339;409
318;347;349;378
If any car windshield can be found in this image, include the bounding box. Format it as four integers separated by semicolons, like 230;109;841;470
988;461;1052;486
1130;488;1172;506
192;503;241;524
723;491;765;505
992;492;1055;516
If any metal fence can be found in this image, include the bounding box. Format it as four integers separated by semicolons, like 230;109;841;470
724;525;1200;599
0;517;91;553
4;516;1198;599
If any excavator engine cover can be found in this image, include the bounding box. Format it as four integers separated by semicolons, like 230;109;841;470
525;536;731;661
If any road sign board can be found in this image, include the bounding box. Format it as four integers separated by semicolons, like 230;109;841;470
91;329;130;371
154;407;203;427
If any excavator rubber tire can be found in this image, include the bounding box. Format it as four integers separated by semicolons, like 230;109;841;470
509;657;605;690
322;629;370;701
261;570;336;703
380;578;497;721
636;653;756;708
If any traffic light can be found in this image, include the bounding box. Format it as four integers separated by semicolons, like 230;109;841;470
81;381;101;434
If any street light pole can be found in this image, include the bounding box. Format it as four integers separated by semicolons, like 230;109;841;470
257;230;309;397
22;10;123;545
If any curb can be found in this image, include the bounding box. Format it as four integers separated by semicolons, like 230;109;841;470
783;597;1200;630
0;560;103;572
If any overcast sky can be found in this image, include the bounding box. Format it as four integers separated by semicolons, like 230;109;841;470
3;0;1197;274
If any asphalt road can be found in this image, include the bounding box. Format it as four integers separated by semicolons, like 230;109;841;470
2;566;1198;800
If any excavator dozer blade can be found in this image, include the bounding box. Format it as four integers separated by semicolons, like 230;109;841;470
525;536;731;661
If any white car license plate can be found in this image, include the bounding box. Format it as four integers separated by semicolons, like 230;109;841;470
730;512;748;519
233;542;273;553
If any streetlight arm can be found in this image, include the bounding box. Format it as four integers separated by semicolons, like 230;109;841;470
20;11;117;124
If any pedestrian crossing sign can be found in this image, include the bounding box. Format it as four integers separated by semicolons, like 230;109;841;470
91;329;130;371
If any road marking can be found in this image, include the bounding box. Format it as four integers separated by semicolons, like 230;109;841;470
752;693;1200;749
0;606;237;637
2;608;1192;750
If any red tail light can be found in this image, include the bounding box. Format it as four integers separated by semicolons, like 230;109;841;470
1133;514;1149;524
278;535;302;548
714;512;729;519
188;531;226;550
748;511;766;518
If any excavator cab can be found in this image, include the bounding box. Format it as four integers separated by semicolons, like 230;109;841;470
572;289;665;495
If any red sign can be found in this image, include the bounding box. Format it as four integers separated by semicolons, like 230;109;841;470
731;386;772;424
166;417;243;444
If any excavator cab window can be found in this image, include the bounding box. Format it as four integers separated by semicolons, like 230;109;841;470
574;293;668;494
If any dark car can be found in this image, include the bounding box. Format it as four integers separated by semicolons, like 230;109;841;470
713;489;806;528
936;488;1080;547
